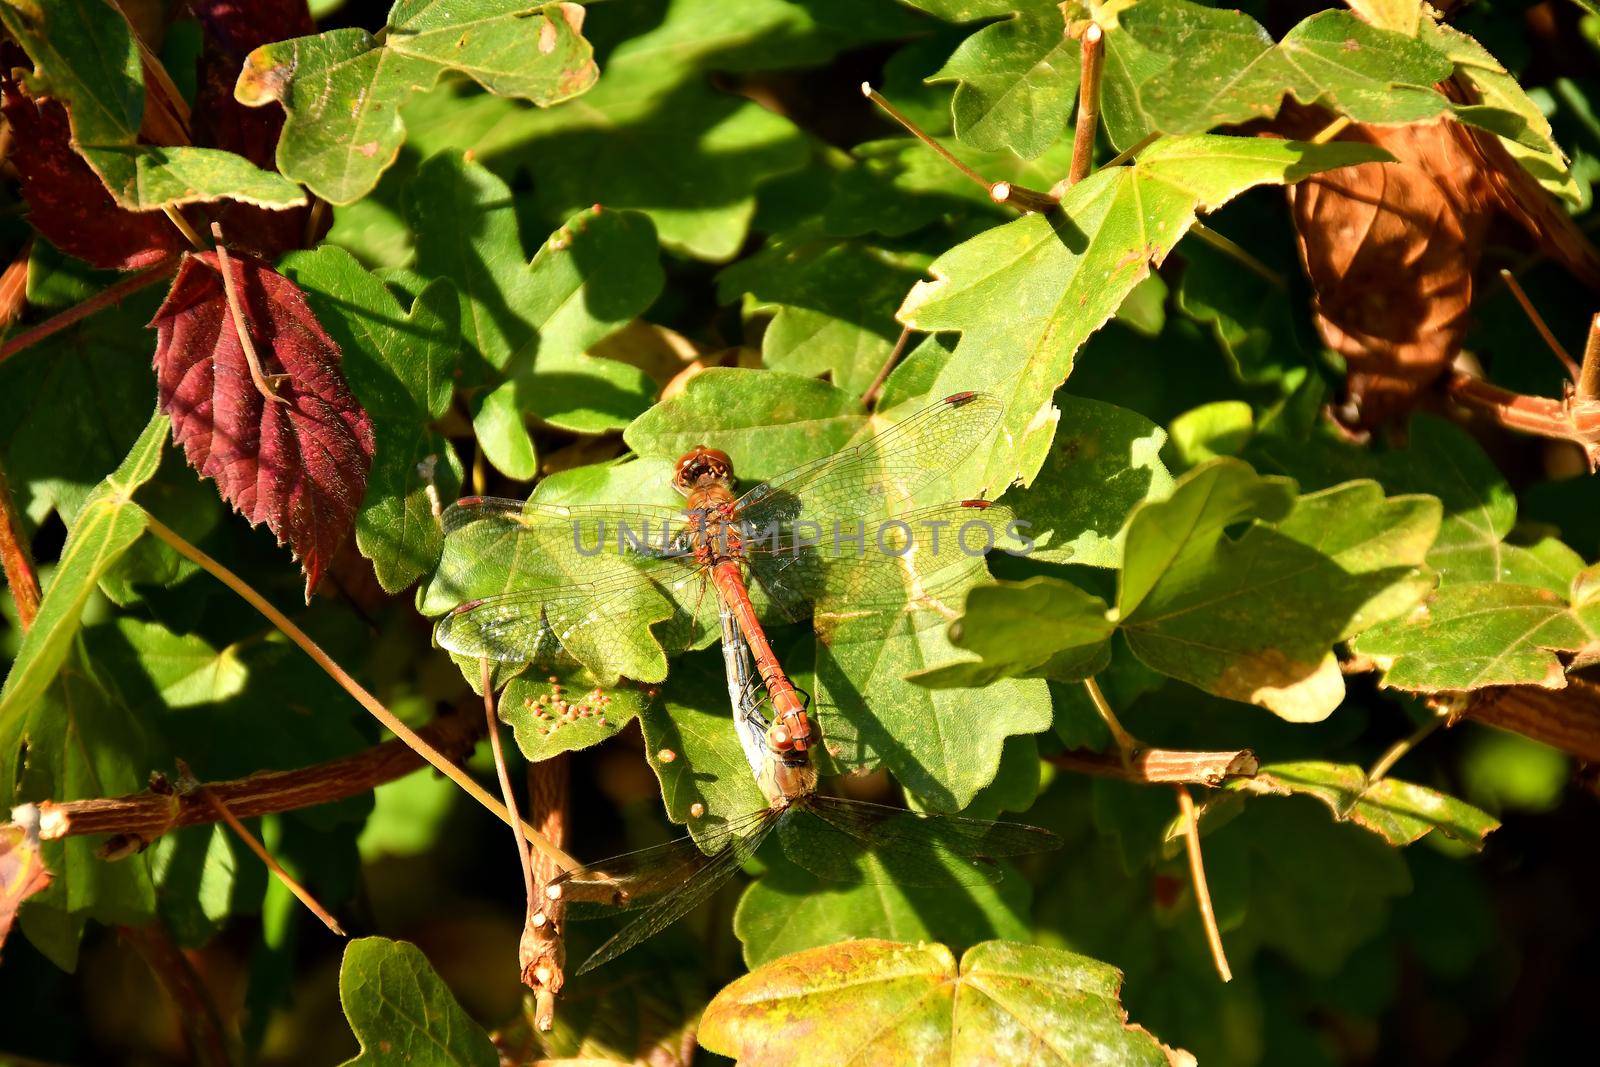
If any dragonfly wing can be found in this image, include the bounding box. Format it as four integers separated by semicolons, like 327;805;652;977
431;497;713;681
567;812;778;974
745;502;1017;625
735;392;1002;530
780;795;1060;888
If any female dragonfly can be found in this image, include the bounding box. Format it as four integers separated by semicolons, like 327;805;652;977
430;390;1028;759
537;607;1060;974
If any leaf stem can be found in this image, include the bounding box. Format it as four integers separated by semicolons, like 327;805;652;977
1499;268;1582;382
1580;313;1600;400
163;206;208;252
1311;116;1352;144
862;325;915;410
1190;223;1286;289
142;514;580;871
0;461;40;630
482;659;537;907
177;758;346;936
1365;715;1443;790
1175;785;1232;982
1099;132;1161;172
120;923;234;1067
1082;676;1141;764
0;258;179;365
1067;24;1105;187
210;223;289;404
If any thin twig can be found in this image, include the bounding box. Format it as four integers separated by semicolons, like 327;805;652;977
26;711;485;845
1190;223;1286;289
862;325;915;410
178;760;346;936
1047;747;1258;787
1068;24;1105;187
1445;371;1600;470
1082;676;1140;763
1311;116;1352;144
1099;132;1161;172
1578;312;1600;400
1175;785;1232;982
523;752;570;1031
119;923;233;1067
1337;715;1445;821
0;462;40;630
1499;268;1582;382
0;259;179;364
303;197;329;248
210;223;288;404
163;206;207;252
482;659;536;905
142;515;580;872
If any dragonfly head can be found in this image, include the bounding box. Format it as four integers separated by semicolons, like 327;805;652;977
672;446;734;495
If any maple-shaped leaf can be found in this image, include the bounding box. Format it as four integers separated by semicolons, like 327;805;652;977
0;56;183;270
151;251;375;599
191;0;324;258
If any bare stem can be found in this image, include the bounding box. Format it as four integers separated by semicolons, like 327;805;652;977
0;259;179;365
1175;785;1232;983
1500;268;1583;382
861;83;991;193
142;515;580;871
178;760;345;936
163;206;207;252
1445;371;1600;471
862;325;915;410
1578;312;1600;400
1099;132;1161;172
1068;24;1105;187
210;224;288;404
1190;223;1286;289
1311;116;1352;144
26;712;484;845
482;660;536;906
1047;747;1258;787
0;462;40;630
120;923;233;1067
523;752;571;1031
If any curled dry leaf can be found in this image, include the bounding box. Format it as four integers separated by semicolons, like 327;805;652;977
1286;117;1490;427
151;251;374;599
191;0;324;257
0;54;184;270
0;816;52;956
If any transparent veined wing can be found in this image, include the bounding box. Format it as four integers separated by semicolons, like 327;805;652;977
430;496;714;682
777;795;1060;888
735;392;1002;531
552;807;781;974
744;501;1018;625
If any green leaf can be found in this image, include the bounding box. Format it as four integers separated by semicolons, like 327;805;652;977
907;577;1114;689
700;939;1180;1066
717;230;932;395
1224;761;1500;849
1116;462;1440;721
401;0;813;260
1084;1;1507;150
0;0;305;209
1174;233;1310;384
283;247;463;593
98;619;247;708
734;850;1030;967
901;135;1386;493
499;672;645;762
625;369;863;483
1353;577;1600;692
1005;393;1174;567
1421;18;1580;205
928;2;1082;159
235;0;598;204
405;156;664;461
338;937;497;1066
639;651;765;850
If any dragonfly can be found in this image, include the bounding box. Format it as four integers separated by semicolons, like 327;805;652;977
536;611;1061;974
432;390;1024;757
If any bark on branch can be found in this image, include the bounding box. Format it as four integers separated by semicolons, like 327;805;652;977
1047;747;1260;787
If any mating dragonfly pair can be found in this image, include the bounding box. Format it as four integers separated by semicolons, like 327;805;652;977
434;391;1061;972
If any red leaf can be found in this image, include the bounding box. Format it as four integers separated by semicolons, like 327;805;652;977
0;820;52;958
151;252;375;599
0;55;184;271
191;0;324;257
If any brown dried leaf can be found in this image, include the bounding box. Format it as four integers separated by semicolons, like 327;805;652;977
151;251;374;599
0;819;52;957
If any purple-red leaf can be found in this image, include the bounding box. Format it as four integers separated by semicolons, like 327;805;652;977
192;0;323;256
151;251;374;599
0;58;184;270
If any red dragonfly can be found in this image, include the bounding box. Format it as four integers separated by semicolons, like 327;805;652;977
536;612;1059;974
432;391;1020;756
